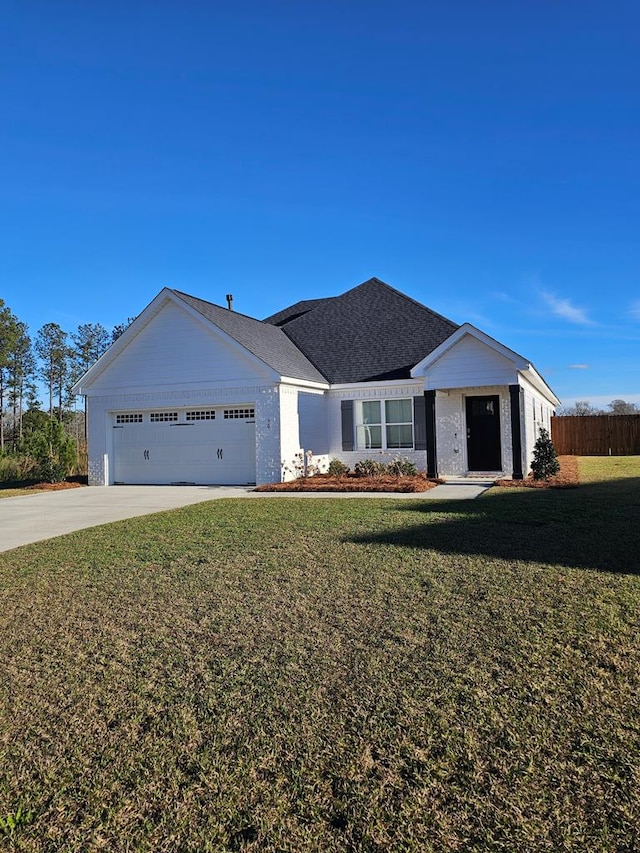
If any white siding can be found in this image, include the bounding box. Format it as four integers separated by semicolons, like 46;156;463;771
421;334;519;390
520;376;556;474
88;301;272;394
279;385;302;481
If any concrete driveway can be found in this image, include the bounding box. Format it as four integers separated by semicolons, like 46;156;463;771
0;480;493;553
0;486;253;553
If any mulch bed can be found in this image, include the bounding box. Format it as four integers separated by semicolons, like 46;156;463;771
259;456;580;493
255;474;442;493
25;481;85;492
494;455;579;489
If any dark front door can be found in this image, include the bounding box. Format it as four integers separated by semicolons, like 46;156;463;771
466;395;502;471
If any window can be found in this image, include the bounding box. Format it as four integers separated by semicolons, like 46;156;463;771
385;399;414;448
186;410;216;421
115;413;143;424
356;399;413;450
224;408;255;419
150;411;178;422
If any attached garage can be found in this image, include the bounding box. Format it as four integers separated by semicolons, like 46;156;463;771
111;406;256;485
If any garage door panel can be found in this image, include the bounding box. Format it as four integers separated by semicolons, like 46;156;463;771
112;409;256;485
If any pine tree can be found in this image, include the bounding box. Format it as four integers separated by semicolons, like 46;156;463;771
531;427;560;480
0;301;20;451
35;323;69;420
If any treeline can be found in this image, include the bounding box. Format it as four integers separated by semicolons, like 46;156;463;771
556;400;639;417
0;298;133;481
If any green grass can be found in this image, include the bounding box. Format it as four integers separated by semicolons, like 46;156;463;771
578;454;640;483
1;459;639;851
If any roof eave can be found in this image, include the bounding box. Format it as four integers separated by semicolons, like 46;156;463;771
520;366;561;407
72;288;176;393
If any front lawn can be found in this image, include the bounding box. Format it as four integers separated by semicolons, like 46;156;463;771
1;458;639;851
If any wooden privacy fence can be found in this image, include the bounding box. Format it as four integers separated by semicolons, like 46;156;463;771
551;415;640;456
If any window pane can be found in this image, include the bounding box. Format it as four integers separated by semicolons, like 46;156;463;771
385;399;412;423
357;424;382;449
362;400;381;424
386;424;413;449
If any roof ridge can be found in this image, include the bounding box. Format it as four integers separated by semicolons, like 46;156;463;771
171;289;265;325
347;278;459;329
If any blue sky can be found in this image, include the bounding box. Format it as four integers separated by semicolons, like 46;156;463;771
2;0;638;407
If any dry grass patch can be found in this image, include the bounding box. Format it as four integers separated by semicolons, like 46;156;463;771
0;480;85;499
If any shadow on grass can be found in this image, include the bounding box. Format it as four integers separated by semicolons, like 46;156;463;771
348;477;640;575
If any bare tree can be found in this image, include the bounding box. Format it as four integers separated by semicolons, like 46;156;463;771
607;399;639;415
556;400;602;417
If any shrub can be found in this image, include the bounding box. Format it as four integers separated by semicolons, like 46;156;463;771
22;418;76;483
387;456;418;477
354;459;386;478
327;458;350;477
531;427;560;480
0;452;38;483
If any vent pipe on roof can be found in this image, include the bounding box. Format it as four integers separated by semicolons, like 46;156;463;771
226;294;233;311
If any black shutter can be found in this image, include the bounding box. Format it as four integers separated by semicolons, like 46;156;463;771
413;395;427;451
341;400;354;451
425;390;437;478
509;384;524;480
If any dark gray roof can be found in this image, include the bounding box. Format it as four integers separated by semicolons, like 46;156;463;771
265;297;337;327
172;291;327;383
172;279;458;385
264;278;459;383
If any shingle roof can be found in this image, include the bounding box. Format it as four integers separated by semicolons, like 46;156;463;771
265;297;337;327
264;278;459;383
172;291;327;384
172;279;459;385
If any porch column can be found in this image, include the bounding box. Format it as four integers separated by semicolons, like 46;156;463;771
425;390;438;478
509;384;524;480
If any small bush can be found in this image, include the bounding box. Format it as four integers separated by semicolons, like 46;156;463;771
327;458;350;477
531;427;560;480
282;450;322;480
387;457;418;477
354;459;386;478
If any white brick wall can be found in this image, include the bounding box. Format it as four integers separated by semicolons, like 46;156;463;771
434;391;466;476
87;384;280;486
255;386;281;485
326;382;428;473
85;374;552;486
435;386;513;476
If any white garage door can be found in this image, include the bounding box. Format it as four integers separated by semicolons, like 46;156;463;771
112;407;256;485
